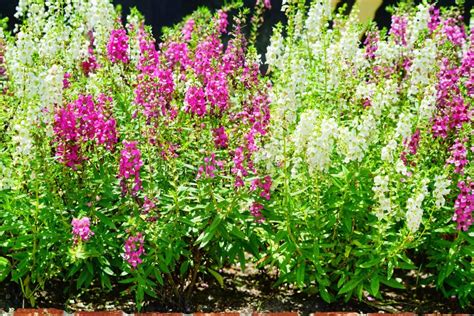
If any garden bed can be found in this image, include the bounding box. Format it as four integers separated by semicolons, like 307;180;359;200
1;264;472;314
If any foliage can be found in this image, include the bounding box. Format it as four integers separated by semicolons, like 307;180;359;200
0;0;473;311
0;0;271;309
260;0;473;306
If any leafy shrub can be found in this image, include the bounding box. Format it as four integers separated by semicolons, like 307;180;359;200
260;0;473;306
0;0;272;308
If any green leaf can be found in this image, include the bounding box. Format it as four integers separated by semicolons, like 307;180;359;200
381;278;405;290
0;257;10;282
319;286;332;303
96;212;117;229
208;268;224;288
296;263;305;287
370;274;380;296
338;277;363;295
103;266;114;276
195;215;222;248
359;258;379;268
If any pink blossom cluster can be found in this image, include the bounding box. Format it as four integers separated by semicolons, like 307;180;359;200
389;15;407;46
461;47;474;97
364;31;379;60
81;47;99;76
250;202;265;223
134;29;175;119
217;10;228;34
63;72;71;89
442;18;466;47
447;138;468;175
53;94;117;168
71;217;94;243
123;233;145;268
164;42;190;68
431;59;470;138
142;196;158;222
132;19;272;222
212;126;229;149
182;18;195;41
256;0;271;9
453;181;474;231
250;175;272;200
428;6;440;33
82;33;99;76
400;130;421;167
107;28;129;63
197;153;224;179
119;141;143;195
185;86;207;117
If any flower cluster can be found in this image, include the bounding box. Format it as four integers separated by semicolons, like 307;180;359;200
197;153;224;179
107;28;129;63
71;217;94;243
123;233;145;268
119;141;143;195
53;94;117;168
453;181;474;231
447;138;468;174
249;202;265;223
390;15;408;46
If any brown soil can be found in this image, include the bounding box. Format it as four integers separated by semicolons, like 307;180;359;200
1;265;473;314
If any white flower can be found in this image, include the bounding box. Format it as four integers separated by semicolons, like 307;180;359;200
406;4;430;48
12;121;34;157
405;179;428;233
381;139;398;162
417;86;437;121
372;173;392;219
396;112;414;140
305;0;331;43
306;117;338;173
433;175;451;209
408;39;437;96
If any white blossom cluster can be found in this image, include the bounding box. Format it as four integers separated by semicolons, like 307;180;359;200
433;175;452;209
263;0;458;231
373;173;392;220
406;178;429;233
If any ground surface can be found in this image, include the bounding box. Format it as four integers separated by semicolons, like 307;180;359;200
1;265;473;314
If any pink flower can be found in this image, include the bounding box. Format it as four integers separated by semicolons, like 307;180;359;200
53;94;117;168
71;217;94;243
206;72;229;112
182;18;195;41
447;138;468;174
428;6;440;32
257;0;271;9
197;153;224;179
119;141;143;195
123;233;145;268
364;31;379;60
63;72;71;89
213;126;229;149
250;202;265;222
217;10;228;34
453;181;474;231
389;15;408;46
164;42;190;68
260;175;272;200
107;29;129;63
142;196;158;222
185;86;207;117
81;51;99;76
442;18;466;47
